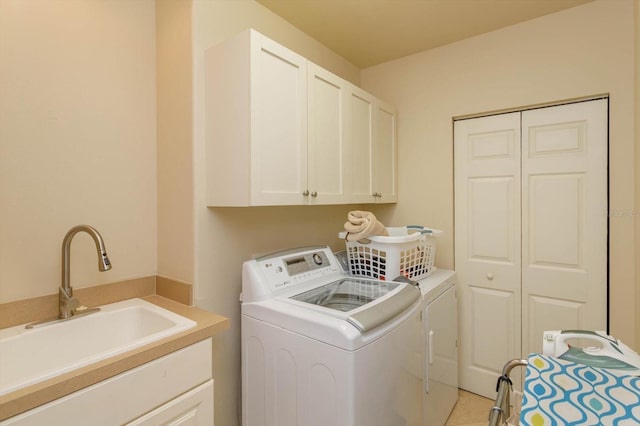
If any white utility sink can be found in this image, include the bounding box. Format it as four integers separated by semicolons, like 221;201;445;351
0;298;196;396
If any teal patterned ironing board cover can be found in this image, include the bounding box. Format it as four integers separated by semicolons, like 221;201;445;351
521;353;640;425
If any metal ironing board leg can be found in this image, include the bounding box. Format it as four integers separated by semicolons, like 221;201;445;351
488;359;528;426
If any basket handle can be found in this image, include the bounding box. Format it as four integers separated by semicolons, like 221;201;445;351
407;225;433;234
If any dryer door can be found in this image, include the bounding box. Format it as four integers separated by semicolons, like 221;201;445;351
424;286;458;426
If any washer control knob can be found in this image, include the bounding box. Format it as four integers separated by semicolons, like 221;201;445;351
312;253;323;265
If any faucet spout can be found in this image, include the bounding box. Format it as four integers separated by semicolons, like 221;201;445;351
59;225;112;319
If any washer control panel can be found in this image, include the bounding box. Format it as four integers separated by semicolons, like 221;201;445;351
257;247;341;292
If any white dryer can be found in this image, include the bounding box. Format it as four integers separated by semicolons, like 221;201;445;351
418;270;458;426
241;246;424;426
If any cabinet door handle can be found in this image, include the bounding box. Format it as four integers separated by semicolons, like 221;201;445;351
302;190;309;196
310;191;318;197
487;273;494;280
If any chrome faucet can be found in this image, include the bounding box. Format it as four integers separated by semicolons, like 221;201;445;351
59;225;112;319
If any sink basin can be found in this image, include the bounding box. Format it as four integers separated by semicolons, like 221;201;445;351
0;298;196;396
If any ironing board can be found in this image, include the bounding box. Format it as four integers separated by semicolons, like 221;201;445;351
520;353;640;425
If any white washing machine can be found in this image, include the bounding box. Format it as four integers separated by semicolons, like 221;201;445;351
418;270;458;426
241;246;424;426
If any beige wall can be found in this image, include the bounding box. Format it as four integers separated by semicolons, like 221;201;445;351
156;0;194;284
635;0;640;350
0;0;157;303
361;0;637;346
189;2;364;425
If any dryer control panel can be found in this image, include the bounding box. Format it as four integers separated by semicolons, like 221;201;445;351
252;246;341;294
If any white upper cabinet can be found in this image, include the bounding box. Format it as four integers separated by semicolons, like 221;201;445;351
205;29;397;206
307;63;348;204
250;33;308;205
206;29;307;206
373;100;398;203
348;90;398;204
347;86;375;203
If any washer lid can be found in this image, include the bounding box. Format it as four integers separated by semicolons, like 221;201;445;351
347;285;419;332
290;278;420;332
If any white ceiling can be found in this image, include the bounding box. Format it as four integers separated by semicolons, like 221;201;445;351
256;0;594;68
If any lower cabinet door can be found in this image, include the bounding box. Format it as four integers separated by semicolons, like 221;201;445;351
127;380;214;426
1;340;212;426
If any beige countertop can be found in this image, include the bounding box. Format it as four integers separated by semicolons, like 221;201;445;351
0;295;230;421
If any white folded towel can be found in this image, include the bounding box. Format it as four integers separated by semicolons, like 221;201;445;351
344;211;388;242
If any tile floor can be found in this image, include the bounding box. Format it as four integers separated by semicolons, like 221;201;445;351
445;389;494;426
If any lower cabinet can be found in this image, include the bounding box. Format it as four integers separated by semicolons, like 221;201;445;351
1;339;213;426
127;380;213;425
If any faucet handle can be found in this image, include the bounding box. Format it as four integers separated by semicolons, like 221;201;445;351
65;297;80;312
59;287;80;319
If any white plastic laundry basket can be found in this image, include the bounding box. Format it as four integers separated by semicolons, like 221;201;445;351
338;225;441;281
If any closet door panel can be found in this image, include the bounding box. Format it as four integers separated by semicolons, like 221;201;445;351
528;173;584;269
467;286;517;372
521;99;608;356
454;112;522;398
468;177;516;263
526;295;586;353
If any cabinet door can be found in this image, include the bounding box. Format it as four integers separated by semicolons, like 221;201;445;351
373;101;397;203
347;86;376;203
1;340;212;426
127;380;214;426
307;63;348;204
250;32;308;205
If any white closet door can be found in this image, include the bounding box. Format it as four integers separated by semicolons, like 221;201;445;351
454;112;522;398
521;99;608;355
455;99;608;399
